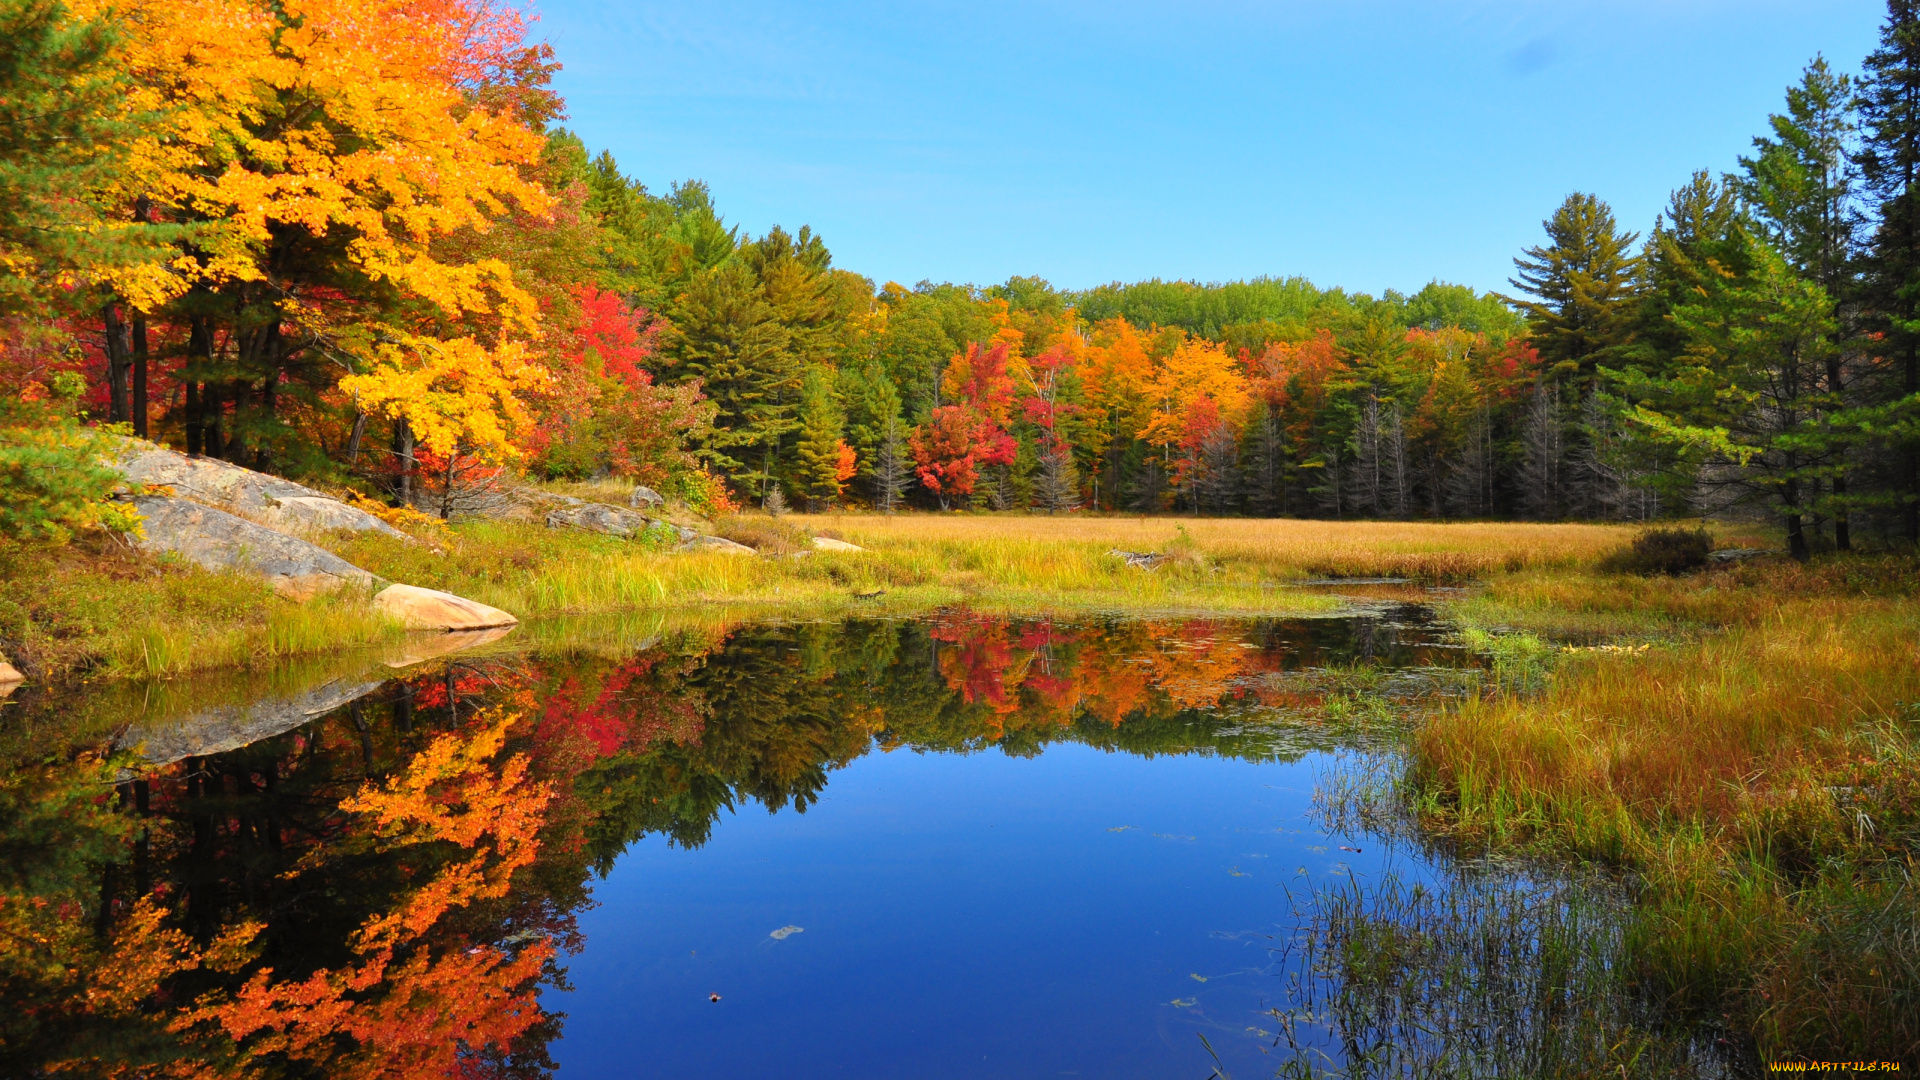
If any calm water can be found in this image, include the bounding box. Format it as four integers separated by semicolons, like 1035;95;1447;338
0;607;1737;1078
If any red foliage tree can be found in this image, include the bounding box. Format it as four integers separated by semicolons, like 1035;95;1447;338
908;404;1015;509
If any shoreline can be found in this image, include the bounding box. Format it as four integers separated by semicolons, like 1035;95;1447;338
4;512;1669;684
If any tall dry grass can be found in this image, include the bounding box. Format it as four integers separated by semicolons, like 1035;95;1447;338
1411;560;1920;1060
794;513;1696;581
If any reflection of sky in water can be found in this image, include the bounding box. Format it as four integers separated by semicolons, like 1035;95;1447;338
556;742;1422;1078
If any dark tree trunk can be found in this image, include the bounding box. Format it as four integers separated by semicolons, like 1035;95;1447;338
256;375;275;471
346;411;368;464
131;313;149;438
203;383;224;461
101;302;130;423
253;321;281;471
1785;476;1810;561
185;381;203;455
1909;342;1919;544
393;417;415;506
186;317;215;456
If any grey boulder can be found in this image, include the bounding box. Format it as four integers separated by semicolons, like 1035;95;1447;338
131;495;378;599
629;485;665;509
546;502;656;538
116;443;404;539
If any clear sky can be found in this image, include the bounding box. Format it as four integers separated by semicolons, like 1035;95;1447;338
539;0;1887;298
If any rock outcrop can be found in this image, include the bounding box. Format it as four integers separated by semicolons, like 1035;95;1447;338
629;485;665;509
115;675;386;766
547;502;661;538
374;583;518;631
811;536;865;553
117;443;404;538
132;495;378;599
677;534;757;556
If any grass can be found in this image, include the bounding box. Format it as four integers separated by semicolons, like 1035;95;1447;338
0;511;1767;682
0;538;404;681
1409;556;1920;1063
790;512;1673;582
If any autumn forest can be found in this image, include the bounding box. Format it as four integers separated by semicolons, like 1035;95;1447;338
4;0;1918;557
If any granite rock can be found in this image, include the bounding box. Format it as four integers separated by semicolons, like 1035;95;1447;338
373;583;518;631
117;443;403;538
545;501;655;538
131;495;377;599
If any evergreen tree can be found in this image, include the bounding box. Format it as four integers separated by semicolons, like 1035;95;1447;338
1240;400;1287;516
793;366;849;510
1740;57;1862;547
0;0;144;316
1855;0;1920;543
1507;193;1643;381
1740;57;1859;293
664;261;798;489
1634;173;1742;363
1616;230;1838;559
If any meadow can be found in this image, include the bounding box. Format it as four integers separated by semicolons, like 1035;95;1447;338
1;512;1679;681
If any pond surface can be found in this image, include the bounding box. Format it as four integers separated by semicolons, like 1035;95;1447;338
0;607;1741;1078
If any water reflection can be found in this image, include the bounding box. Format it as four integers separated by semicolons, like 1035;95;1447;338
0;608;1476;1078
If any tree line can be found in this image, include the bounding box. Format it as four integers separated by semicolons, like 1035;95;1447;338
4;0;1920;553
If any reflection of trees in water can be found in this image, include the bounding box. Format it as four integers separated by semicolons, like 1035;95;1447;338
0;609;1464;1077
1;663;576;1079
566;613;1461;856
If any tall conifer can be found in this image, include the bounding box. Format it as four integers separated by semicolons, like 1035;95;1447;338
1856;0;1920;543
1507;193;1643;380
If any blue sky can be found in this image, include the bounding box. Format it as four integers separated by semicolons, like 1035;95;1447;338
540;1;1886;298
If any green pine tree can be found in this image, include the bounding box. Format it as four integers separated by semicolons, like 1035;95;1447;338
1506;193;1644;381
1855;0;1920;543
665;261;799;488
1614;228;1838;559
1738;57;1862;547
793;366;848;510
0;0;165;316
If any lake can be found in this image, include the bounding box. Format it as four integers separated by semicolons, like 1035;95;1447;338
0;606;1745;1078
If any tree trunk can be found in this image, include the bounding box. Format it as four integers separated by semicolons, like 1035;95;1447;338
203;383;223;460
1784;476;1809;561
130;313;149;438
186;317;215;456
101;302;130;423
346;411;368;464
1909;341;1919;544
393;417;415;507
185;381;203;455
256;375;275;471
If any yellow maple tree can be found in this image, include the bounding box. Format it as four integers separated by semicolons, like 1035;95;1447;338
1139;334;1250;447
76;0;555;459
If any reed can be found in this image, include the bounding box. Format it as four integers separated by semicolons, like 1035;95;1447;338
791;513;1665;582
1411;559;1920;1061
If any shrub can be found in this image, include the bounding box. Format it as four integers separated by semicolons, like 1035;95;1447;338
1599;526;1712;576
0;379;139;544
